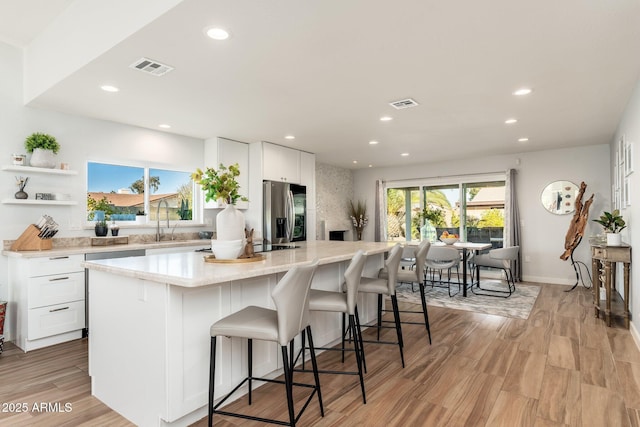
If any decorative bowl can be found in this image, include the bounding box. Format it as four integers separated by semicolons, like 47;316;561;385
210;239;245;259
440;237;459;245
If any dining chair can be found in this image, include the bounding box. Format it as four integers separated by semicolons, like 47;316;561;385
208;260;323;427
357;244;406;367
378;240;432;344
469;246;519;297
424;246;462;297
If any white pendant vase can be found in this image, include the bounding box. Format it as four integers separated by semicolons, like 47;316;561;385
606;232;622;246
216;203;245;241
29;148;57;168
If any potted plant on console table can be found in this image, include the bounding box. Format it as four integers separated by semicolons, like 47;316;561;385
192;163;249;241
593;209;626;246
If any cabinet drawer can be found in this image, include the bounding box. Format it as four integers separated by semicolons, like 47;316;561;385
28;300;85;340
28;272;85;309
28;254;84;277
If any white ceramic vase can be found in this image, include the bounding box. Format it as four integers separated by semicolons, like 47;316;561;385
29;148;57;168
216;203;245;241
606;232;622;246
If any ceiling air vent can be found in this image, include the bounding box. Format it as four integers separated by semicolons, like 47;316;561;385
389;98;419;109
129;57;174;76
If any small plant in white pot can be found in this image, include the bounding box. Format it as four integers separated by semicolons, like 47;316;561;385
593;209;626;246
24;132;60;168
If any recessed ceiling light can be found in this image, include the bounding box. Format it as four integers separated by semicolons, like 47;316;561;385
353;160;358;164
369;140;379;145
513;88;532;96
100;85;119;92
159;124;171;129
380;116;393;122
205;27;230;40
505;118;518;124
285;135;295;140
368;164;373;168
518;137;529;142
401;153;409;157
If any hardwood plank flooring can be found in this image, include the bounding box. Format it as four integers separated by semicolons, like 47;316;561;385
2;283;640;426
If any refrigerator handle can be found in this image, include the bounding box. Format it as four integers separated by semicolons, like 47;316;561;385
286;190;295;241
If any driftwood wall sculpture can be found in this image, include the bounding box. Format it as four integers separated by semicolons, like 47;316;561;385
560;181;594;261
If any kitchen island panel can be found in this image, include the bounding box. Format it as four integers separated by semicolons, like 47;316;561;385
86;242;388;426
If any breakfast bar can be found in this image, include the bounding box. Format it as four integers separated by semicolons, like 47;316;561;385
83;240;393;427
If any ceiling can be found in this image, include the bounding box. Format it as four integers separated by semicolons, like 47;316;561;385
3;0;640;169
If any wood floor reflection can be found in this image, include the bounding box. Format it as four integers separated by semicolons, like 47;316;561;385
2;284;639;426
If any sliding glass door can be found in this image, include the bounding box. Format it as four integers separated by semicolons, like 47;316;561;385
386;177;505;246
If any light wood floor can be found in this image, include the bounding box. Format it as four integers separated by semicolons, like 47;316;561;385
2;283;640;426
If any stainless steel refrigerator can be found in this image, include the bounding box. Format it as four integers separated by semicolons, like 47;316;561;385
263;181;306;244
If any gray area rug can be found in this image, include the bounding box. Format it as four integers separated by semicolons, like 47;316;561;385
395;279;540;319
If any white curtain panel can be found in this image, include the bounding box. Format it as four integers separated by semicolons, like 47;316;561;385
374;179;386;242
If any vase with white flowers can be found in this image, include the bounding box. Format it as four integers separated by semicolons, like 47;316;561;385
192;163;249;243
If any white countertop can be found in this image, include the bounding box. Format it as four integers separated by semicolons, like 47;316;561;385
82;240;394;288
2;239;210;258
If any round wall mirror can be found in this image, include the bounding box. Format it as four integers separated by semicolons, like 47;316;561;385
541;180;579;215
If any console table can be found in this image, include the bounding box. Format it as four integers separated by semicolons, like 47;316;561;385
591;243;631;327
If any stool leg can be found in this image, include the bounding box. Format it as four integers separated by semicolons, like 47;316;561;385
390;295;405;368
305;325;325;417
376;294;383;341
248;339;253;405
354;306;367;373
349;314;367;404
208;336;216;427
341;312;346;363
418;282;432;345
281;345;296;426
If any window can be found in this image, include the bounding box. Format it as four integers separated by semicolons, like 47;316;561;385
87;162;195;224
386;175;505;246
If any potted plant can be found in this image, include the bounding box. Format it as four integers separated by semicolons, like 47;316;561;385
87;195;114;236
593;209;626;246
192;163;248;241
24;132;60;168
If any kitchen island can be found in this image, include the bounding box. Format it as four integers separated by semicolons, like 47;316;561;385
83;240;393;427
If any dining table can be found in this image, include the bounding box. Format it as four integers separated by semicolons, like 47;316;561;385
433;241;492;297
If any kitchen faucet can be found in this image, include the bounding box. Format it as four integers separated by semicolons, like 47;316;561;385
156;199;170;241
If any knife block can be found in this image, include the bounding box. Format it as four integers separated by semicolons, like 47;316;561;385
10;224;53;251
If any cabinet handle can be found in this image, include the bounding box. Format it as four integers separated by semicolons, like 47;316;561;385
49;276;70;282
49;256;69;260
49;306;69;312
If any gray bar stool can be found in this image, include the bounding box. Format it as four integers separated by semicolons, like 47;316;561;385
208;260;323;427
379;241;432;344
357;244;406;367
297;250;368;403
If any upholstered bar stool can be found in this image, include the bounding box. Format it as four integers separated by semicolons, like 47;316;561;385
379;241;432;344
299;250;368;403
357;244;406;367
208;260;323;427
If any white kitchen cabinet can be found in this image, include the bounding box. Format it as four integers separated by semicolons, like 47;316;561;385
8;254;85;352
203;137;249;209
262;142;301;183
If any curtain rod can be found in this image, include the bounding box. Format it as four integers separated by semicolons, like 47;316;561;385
380;169;510;184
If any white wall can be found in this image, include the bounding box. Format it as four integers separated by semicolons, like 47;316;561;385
0;41;206;326
353;145;610;285
611;76;640;337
